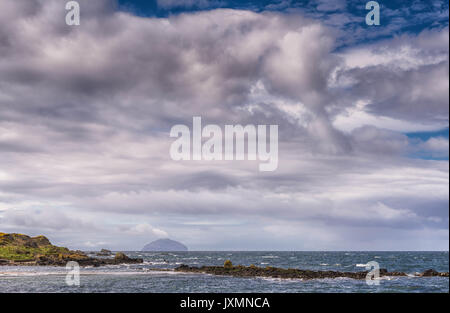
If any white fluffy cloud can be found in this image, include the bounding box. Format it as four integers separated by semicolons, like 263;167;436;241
121;223;169;238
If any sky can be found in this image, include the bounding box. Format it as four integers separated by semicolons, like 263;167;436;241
0;0;448;251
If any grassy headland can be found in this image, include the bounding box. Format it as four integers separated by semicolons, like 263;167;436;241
0;232;142;266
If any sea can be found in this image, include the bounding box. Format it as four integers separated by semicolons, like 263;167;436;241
0;251;448;293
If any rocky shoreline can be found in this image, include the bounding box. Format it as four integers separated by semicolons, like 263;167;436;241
0;252;143;267
174;262;449;280
0;253;143;267
0;233;143;267
1;233;449;277
0;256;143;267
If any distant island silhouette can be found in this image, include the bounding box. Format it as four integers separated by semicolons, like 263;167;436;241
142;238;188;251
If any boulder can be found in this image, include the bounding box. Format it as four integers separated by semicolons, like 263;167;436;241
96;249;112;256
420;269;440;277
114;252;131;260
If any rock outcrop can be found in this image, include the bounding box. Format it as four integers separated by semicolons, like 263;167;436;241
0;232;142;267
419;269;448;277
96;249;112;256
174;262;449;280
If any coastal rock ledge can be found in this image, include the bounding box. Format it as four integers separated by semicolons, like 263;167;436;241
0;232;143;267
174;262;449;280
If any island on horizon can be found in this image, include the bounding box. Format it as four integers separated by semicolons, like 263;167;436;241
142;238;188;252
1;232;448;281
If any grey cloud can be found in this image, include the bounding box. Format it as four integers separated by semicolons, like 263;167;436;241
157;0;216;9
1;208;97;232
332;28;449;126
1;3;338;130
350;126;409;155
340;61;448;123
0;0;448;250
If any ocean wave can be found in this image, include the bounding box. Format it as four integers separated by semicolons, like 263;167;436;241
143;261;169;265
0;271;65;277
0;269;186;277
258;276;303;282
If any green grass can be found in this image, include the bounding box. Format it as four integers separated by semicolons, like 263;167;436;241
0;245;71;261
0;233;71;261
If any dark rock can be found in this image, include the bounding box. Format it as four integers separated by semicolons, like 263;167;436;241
96;249;112;256
114;252;130;260
174;264;448;281
389;271;407;276
420;269;440;277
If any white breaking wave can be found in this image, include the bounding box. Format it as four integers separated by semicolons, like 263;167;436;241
0;269;187;277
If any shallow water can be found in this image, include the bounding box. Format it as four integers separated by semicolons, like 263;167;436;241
0;251;448;293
